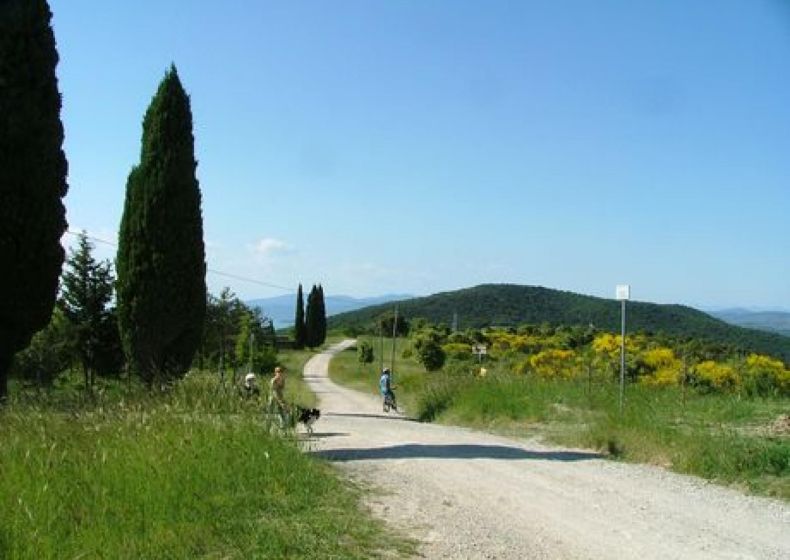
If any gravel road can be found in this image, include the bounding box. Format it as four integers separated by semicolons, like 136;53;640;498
303;341;790;559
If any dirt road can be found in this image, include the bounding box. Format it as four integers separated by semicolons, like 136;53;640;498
304;341;790;559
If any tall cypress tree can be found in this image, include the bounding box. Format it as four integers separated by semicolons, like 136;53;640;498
0;0;68;399
293;284;306;349
317;284;327;345
117;65;206;384
304;285;318;349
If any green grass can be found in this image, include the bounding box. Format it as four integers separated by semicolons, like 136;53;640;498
330;340;790;501
0;371;414;559
329;336;426;413
429;372;790;500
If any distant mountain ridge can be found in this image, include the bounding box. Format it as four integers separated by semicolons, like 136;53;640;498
328;284;790;362
247;293;412;328
709;309;790;337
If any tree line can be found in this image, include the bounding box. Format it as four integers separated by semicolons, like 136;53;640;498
0;1;327;397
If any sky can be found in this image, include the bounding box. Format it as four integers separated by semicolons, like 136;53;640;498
50;0;790;309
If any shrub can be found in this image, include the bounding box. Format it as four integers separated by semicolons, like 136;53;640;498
639;347;682;387
694;360;740;393
357;341;374;364
742;354;790;397
528;349;577;379
442;342;472;360
10;308;74;386
413;329;446;372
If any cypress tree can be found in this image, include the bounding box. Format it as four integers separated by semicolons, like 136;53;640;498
317;284;327;345
293;284;306;349
0;0;68;399
304;285;318;348
116;65;206;384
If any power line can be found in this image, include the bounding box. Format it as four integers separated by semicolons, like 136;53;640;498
64;229;294;292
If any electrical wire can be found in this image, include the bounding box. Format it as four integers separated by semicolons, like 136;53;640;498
64;229;294;292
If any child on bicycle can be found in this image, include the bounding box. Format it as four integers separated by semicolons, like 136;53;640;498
379;367;397;412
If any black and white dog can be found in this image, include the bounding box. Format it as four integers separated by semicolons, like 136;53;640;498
295;406;321;435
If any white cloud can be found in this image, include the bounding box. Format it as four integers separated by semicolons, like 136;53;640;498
251;237;293;257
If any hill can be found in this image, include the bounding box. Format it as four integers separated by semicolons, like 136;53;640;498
709;308;790;337
247;293;412;328
329;284;790;363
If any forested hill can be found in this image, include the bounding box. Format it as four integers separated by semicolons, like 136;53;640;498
329;284;790;362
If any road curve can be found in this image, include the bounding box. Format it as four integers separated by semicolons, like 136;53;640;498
303;341;790;560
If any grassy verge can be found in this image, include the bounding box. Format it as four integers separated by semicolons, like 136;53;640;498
329;339;790;500
431;374;789;499
0;371;413;559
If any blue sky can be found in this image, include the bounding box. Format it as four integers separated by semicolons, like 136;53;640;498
51;0;789;309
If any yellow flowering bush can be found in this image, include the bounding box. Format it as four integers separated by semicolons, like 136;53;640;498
592;333;621;357
743;354;790;396
639;347;682;387
694;360;740;392
528;349;577;379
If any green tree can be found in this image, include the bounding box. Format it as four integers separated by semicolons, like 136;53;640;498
378;313;410;338
60;232;115;389
317;284;327;345
10;307;74;387
358;341;374;364
0;0;69;399
304;285;318;348
201;288;241;380
235;311;253;373
414;329;446;372
116;66;206;385
293;284;306;349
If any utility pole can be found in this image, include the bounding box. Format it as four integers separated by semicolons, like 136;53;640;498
452;311;458;332
616;285;630;414
390;306;398;376
379;320;384;374
249;332;254;373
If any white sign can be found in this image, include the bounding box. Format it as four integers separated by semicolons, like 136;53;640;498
615;284;631;301
472;344;487;355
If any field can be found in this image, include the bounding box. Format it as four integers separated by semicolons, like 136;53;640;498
0;349;412;559
330;336;790;500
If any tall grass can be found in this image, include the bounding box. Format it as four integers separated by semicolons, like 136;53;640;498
419;371;790;499
0;371;412;559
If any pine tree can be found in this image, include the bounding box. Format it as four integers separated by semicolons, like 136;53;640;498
117;65;206;385
60;231;115;389
304;285;319;348
293;284;306;349
0;0;68;399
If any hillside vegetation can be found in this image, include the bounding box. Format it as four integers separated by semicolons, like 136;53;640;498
329;284;790;363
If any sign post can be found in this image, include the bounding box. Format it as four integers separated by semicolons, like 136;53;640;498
615;285;630;414
472;344;487;363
